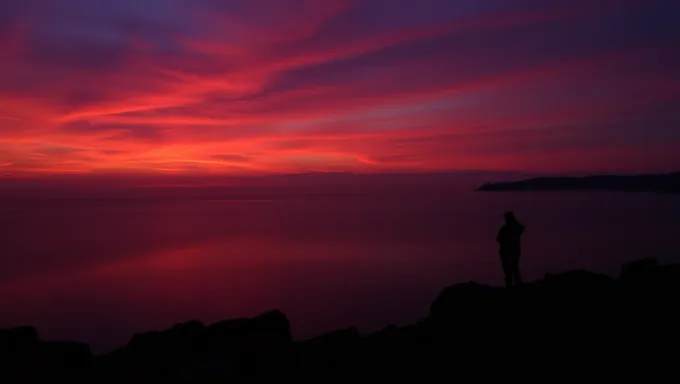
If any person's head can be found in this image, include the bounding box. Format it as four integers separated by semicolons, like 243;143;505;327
503;211;516;223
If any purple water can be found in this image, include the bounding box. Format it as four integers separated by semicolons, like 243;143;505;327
0;186;678;353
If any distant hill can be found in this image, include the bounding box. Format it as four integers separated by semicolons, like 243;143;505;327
476;172;680;193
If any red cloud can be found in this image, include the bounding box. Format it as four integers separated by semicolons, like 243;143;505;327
0;0;678;175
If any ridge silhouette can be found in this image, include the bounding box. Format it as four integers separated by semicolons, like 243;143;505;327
476;171;680;193
1;257;679;383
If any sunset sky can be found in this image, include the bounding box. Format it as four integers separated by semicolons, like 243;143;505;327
1;0;678;177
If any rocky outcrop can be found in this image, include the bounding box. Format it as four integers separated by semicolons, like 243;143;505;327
0;326;92;382
2;258;679;383
95;309;292;383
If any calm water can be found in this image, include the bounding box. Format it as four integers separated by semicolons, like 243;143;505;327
1;188;678;352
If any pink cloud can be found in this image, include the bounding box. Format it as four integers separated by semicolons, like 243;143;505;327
0;0;677;175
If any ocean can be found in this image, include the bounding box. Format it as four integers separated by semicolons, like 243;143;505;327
0;183;678;352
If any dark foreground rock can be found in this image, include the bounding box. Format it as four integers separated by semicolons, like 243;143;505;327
2;257;680;383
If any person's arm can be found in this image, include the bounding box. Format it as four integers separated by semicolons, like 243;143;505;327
496;228;504;243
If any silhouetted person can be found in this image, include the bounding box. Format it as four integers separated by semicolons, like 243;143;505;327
497;211;524;288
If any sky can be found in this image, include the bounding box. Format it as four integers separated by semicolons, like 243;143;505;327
0;0;679;178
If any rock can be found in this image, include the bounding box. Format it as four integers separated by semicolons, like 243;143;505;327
43;341;92;362
5;258;680;382
528;269;614;305
0;328;93;382
300;328;363;382
202;310;291;355
0;326;42;381
126;319;205;363
430;282;507;322
303;327;362;353
620;257;659;283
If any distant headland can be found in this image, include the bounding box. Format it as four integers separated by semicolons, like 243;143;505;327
476;171;680;193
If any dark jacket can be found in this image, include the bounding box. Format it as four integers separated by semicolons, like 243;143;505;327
497;221;524;257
